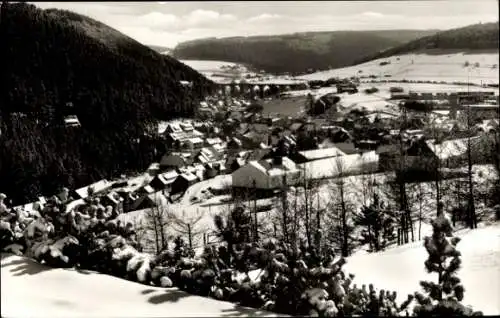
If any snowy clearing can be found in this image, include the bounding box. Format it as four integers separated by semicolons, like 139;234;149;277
299;50;499;85
0;254;281;318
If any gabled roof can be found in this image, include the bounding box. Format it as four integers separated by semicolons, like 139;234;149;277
425;137;482;160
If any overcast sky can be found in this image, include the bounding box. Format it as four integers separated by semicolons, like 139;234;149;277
32;1;498;48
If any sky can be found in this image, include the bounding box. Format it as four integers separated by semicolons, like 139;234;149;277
32;1;499;49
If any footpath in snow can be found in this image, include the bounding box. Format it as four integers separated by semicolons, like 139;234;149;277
1;254;281;318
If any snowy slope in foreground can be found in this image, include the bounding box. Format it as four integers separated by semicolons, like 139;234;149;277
346;224;500;315
1;255;280;318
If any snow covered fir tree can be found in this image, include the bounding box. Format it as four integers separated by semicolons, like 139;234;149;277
412;208;483;316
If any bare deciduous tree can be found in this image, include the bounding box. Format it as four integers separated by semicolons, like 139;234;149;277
140;204;169;255
167;208;206;250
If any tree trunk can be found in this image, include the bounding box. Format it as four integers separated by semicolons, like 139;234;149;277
340;183;349;257
304;177;311;247
187;223;192;249
253;180;258;241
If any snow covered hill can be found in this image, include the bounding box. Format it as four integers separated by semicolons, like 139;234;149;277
299;50;499;86
346;224;500;315
0;254;281;318
1;223;499;317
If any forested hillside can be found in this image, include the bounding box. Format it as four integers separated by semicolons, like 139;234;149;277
172;30;439;74
0;2;213;204
355;22;499;64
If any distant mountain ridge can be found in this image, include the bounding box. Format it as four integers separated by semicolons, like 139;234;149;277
172;29;440;74
0;2;213;203
354;22;499;64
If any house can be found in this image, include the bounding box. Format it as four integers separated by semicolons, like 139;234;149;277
232;156;301;189
196;147;220;164
171;172;199;194
101;191;124;210
204;160;227;178
165;123;183;134
64;115;81;128
73;179;113;200
160;153;189;170
290;147;346;164
355;140;380;151
228;137;243;150
147;163;161;176
242;130;267;148
136;185;155;197
128;192;169;212
180;122;194;132
205;137;223;147
212;143;226;153
298;151;379;180
185;137;204;149
149;170;179;191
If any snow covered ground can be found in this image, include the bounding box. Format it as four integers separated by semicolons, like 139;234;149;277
299;50;500;86
0;254;281;318
346;223;500;315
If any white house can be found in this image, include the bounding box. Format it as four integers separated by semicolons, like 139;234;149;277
298;151;379;180
185;137;204;149
232;157;301;189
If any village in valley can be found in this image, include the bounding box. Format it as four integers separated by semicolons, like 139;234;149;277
1;1;499;317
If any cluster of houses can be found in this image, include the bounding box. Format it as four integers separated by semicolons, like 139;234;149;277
9;81;499;222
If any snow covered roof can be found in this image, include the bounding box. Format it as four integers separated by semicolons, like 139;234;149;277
147;163;160;171
425;137;482;160
187;137;204;144
212;143;226;152
299;151;379;180
250;157;298;176
64;115;81;127
163;170;179;181
205;137;223;145
143;185;155;194
298;147;346;161
75;179;112;199
180;123;194;131
168;123;183;133
180;172;198;182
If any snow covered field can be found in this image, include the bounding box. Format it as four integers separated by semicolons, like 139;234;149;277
299;50;500;86
0;254;281;318
346;224;500;315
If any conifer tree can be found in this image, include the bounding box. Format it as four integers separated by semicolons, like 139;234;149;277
413;213;483;316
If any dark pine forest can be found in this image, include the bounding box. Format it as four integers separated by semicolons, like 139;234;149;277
0;2;214;204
